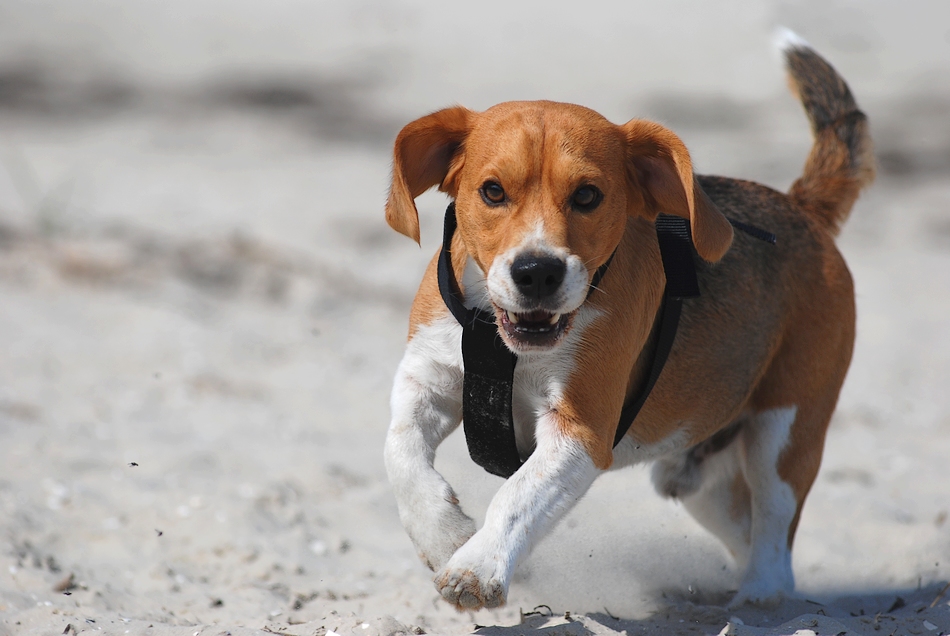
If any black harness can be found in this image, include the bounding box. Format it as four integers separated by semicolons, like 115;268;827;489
437;202;774;478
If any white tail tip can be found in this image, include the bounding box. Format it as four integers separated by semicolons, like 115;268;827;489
774;26;810;52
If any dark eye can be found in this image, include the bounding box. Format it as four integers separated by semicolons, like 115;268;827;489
571;185;602;212
480;181;506;205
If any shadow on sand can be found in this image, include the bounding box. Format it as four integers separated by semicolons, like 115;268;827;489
473;581;950;636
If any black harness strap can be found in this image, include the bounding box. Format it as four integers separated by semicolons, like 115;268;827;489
460;316;520;477
438;205;521;476
437;202;772;478
612;214;699;446
728;218;777;245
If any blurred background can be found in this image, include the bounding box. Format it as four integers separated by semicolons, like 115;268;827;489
0;1;948;634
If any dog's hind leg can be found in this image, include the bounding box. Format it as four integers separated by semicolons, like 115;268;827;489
728;406;800;606
653;408;806;606
727;239;856;606
652;421;754;567
658;407;821;606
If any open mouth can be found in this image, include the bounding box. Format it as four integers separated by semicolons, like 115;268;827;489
497;308;574;349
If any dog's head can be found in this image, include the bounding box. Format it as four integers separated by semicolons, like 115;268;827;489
387;101;732;353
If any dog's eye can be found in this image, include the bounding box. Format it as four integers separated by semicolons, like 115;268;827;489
571;185;602;212
480;181;506;205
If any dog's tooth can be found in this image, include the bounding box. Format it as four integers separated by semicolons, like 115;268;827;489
507;311;520;324
548;313;560;325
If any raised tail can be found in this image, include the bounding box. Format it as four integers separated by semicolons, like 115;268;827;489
777;28;875;234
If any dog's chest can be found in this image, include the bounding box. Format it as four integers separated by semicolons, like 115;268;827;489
507;309;596;458
509;352;566;458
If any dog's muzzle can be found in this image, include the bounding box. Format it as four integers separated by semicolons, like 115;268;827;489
497;254;574;348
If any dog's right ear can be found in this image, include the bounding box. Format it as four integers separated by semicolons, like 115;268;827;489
386;106;473;243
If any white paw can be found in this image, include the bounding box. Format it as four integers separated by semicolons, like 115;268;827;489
728;571;792;608
405;492;476;571
433;533;509;611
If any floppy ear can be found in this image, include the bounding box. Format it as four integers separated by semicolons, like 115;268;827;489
622;119;733;262
386;106;473;243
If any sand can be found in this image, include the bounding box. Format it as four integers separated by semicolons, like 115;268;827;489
0;2;949;635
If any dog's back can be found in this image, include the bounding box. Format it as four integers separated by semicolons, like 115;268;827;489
647;31;876;443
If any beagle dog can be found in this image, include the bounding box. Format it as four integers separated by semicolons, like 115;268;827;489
383;30;874;611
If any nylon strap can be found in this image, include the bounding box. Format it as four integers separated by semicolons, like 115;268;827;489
612;214;699;446
438;205;519;476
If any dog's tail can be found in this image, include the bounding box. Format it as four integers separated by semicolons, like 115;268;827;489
778;28;875;235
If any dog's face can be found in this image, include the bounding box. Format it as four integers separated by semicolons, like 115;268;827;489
387;101;733;353
453;102;631;351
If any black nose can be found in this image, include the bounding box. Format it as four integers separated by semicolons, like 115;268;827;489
510;255;566;301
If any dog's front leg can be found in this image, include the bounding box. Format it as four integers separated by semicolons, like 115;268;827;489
385;325;475;572
434;416;600;610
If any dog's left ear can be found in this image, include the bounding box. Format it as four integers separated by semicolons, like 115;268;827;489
386;106;473;244
622;119;733;262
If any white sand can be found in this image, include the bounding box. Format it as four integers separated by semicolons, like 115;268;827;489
1;2;949;635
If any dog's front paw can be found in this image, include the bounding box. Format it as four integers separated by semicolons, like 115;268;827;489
434;565;507;611
433;534;509;611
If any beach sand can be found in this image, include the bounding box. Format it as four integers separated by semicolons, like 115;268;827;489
1;2;949;634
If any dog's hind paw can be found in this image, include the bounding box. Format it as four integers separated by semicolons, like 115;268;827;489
728;588;785;609
728;572;792;609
